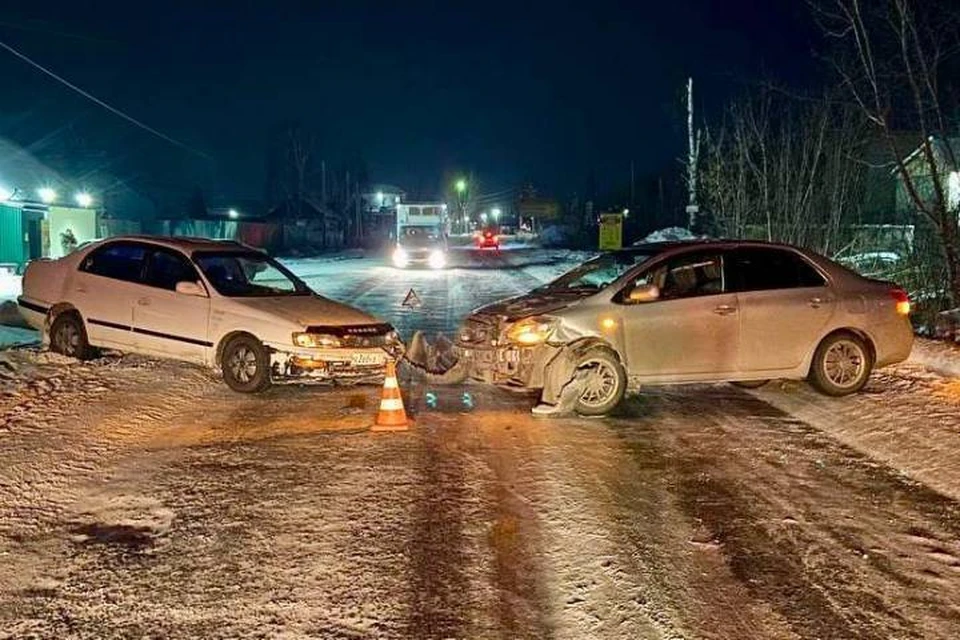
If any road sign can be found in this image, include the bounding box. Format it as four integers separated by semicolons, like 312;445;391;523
599;213;623;250
401;288;422;308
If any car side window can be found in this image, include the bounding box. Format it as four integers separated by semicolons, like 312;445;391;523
623;251;725;301
79;243;147;283
143;249;201;291
731;248;826;292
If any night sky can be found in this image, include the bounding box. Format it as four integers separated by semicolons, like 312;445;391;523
0;1;818;203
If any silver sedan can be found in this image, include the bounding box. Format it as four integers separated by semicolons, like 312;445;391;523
455;241;914;416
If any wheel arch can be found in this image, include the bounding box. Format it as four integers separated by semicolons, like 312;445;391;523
45;303;81;335
540;336;624;405
807;327;877;377
215;330;263;366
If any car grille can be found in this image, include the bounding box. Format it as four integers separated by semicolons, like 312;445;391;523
304;323;395;348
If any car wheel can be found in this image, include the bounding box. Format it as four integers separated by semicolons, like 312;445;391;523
49;312;94;360
221;335;272;393
574;349;627;416
732;379;769;389
808;332;873;397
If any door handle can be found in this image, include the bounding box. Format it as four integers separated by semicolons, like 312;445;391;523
713;304;737;316
137;298;151;306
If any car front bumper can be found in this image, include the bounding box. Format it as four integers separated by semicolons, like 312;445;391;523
267;343;405;384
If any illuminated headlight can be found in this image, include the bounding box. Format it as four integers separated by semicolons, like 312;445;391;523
506;316;556;346
293;332;342;348
384;330;400;344
392;246;409;268
428;249;446;269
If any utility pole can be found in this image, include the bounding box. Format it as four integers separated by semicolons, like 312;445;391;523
686;77;701;230
321;160;327;204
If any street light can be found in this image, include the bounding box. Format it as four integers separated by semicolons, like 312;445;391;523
0;186;13;201
622;208;630;217
491;207;501;221
38;187;57;204
455;179;467;193
75;192;93;208
228;208;239;219
480;212;488;223
376;191;384;204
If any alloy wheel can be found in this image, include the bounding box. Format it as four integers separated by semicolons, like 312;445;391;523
578;359;619;408
230;346;259;383
822;339;866;389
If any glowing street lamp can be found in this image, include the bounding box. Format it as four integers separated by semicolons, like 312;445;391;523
75;192;93;208
228;208;239;219
38;187;57;203
480;212;488;223
0;186;12;201
376;191;384;204
622;208;630;217
455;179;467;193
491;207;501;221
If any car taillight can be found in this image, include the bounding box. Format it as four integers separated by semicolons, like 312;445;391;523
890;288;911;315
485;232;492;238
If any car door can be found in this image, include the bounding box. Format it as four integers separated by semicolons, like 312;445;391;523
133;247;212;362
618;249;740;378
72;241;148;348
729;247;835;372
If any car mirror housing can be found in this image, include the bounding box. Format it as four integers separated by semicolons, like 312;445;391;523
175;281;208;297
627;283;660;303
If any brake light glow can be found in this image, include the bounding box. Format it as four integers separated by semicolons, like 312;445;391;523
890;288;911;315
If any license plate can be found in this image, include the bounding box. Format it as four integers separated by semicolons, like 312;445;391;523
352;352;386;367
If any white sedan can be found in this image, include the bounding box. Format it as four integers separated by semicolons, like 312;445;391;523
17;236;403;392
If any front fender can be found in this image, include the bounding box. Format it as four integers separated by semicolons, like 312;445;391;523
540;338;621;405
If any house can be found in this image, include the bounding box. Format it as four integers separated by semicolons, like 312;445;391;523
894;136;960;216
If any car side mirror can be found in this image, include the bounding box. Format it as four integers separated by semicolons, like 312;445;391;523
175;281;207;297
627;283;660;303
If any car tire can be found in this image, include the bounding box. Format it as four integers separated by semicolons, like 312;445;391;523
574;348;627;416
731;379;769;389
808;332;873;397
221;335;272;393
49;312;94;360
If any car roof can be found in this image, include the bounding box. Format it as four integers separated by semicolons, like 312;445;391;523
90;235;257;253
621;238;818;256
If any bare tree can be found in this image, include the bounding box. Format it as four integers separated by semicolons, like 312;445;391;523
812;0;960;304
702;87;868;254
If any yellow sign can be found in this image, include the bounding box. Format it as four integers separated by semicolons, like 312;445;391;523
598;213;623;250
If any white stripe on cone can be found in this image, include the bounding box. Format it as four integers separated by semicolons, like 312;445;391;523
383;377;399;389
380;398;404;411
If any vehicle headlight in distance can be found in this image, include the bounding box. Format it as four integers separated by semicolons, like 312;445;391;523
293;332;342;348
428;249;446;269
506;316;556;346
392;246;409;268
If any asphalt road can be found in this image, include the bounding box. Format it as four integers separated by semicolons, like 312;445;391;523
2;247;960;639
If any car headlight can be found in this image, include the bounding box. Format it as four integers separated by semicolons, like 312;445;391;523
392;246;408;268
506;316;556;346
293;332;342;348
428;249;446;269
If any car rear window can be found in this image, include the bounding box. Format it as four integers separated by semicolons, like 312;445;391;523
731;248;826;292
80;243;146;283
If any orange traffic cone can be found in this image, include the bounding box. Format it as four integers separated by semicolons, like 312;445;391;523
371;360;410;431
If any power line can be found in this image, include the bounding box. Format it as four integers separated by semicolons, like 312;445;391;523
0;38;208;158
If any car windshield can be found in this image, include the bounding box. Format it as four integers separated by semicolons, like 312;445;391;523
193;251;311;297
400;226;443;248
538;250;659;291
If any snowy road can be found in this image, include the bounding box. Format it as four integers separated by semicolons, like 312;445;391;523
2;248;960;639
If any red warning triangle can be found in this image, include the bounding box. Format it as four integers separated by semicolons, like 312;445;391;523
401;288;422;308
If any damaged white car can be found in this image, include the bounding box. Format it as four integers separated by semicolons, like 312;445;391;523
455;241;914;416
18;236;403;392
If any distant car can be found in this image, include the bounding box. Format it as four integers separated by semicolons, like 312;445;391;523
17;236;403;392
475;227;500;250
455;240;914;416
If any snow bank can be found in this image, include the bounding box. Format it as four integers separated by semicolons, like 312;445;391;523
0;269;21;301
637;227;698;244
909;338;960;379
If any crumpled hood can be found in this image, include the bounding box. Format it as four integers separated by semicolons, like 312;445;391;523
230;295;380;328
473;289;591;321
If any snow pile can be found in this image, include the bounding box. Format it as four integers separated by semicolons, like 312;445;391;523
637;227;698;244
910;338;960;379
0;268;21;301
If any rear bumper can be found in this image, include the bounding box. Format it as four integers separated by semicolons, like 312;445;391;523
872;317;915;368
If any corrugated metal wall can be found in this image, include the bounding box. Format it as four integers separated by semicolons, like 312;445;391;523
0;204;25;267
